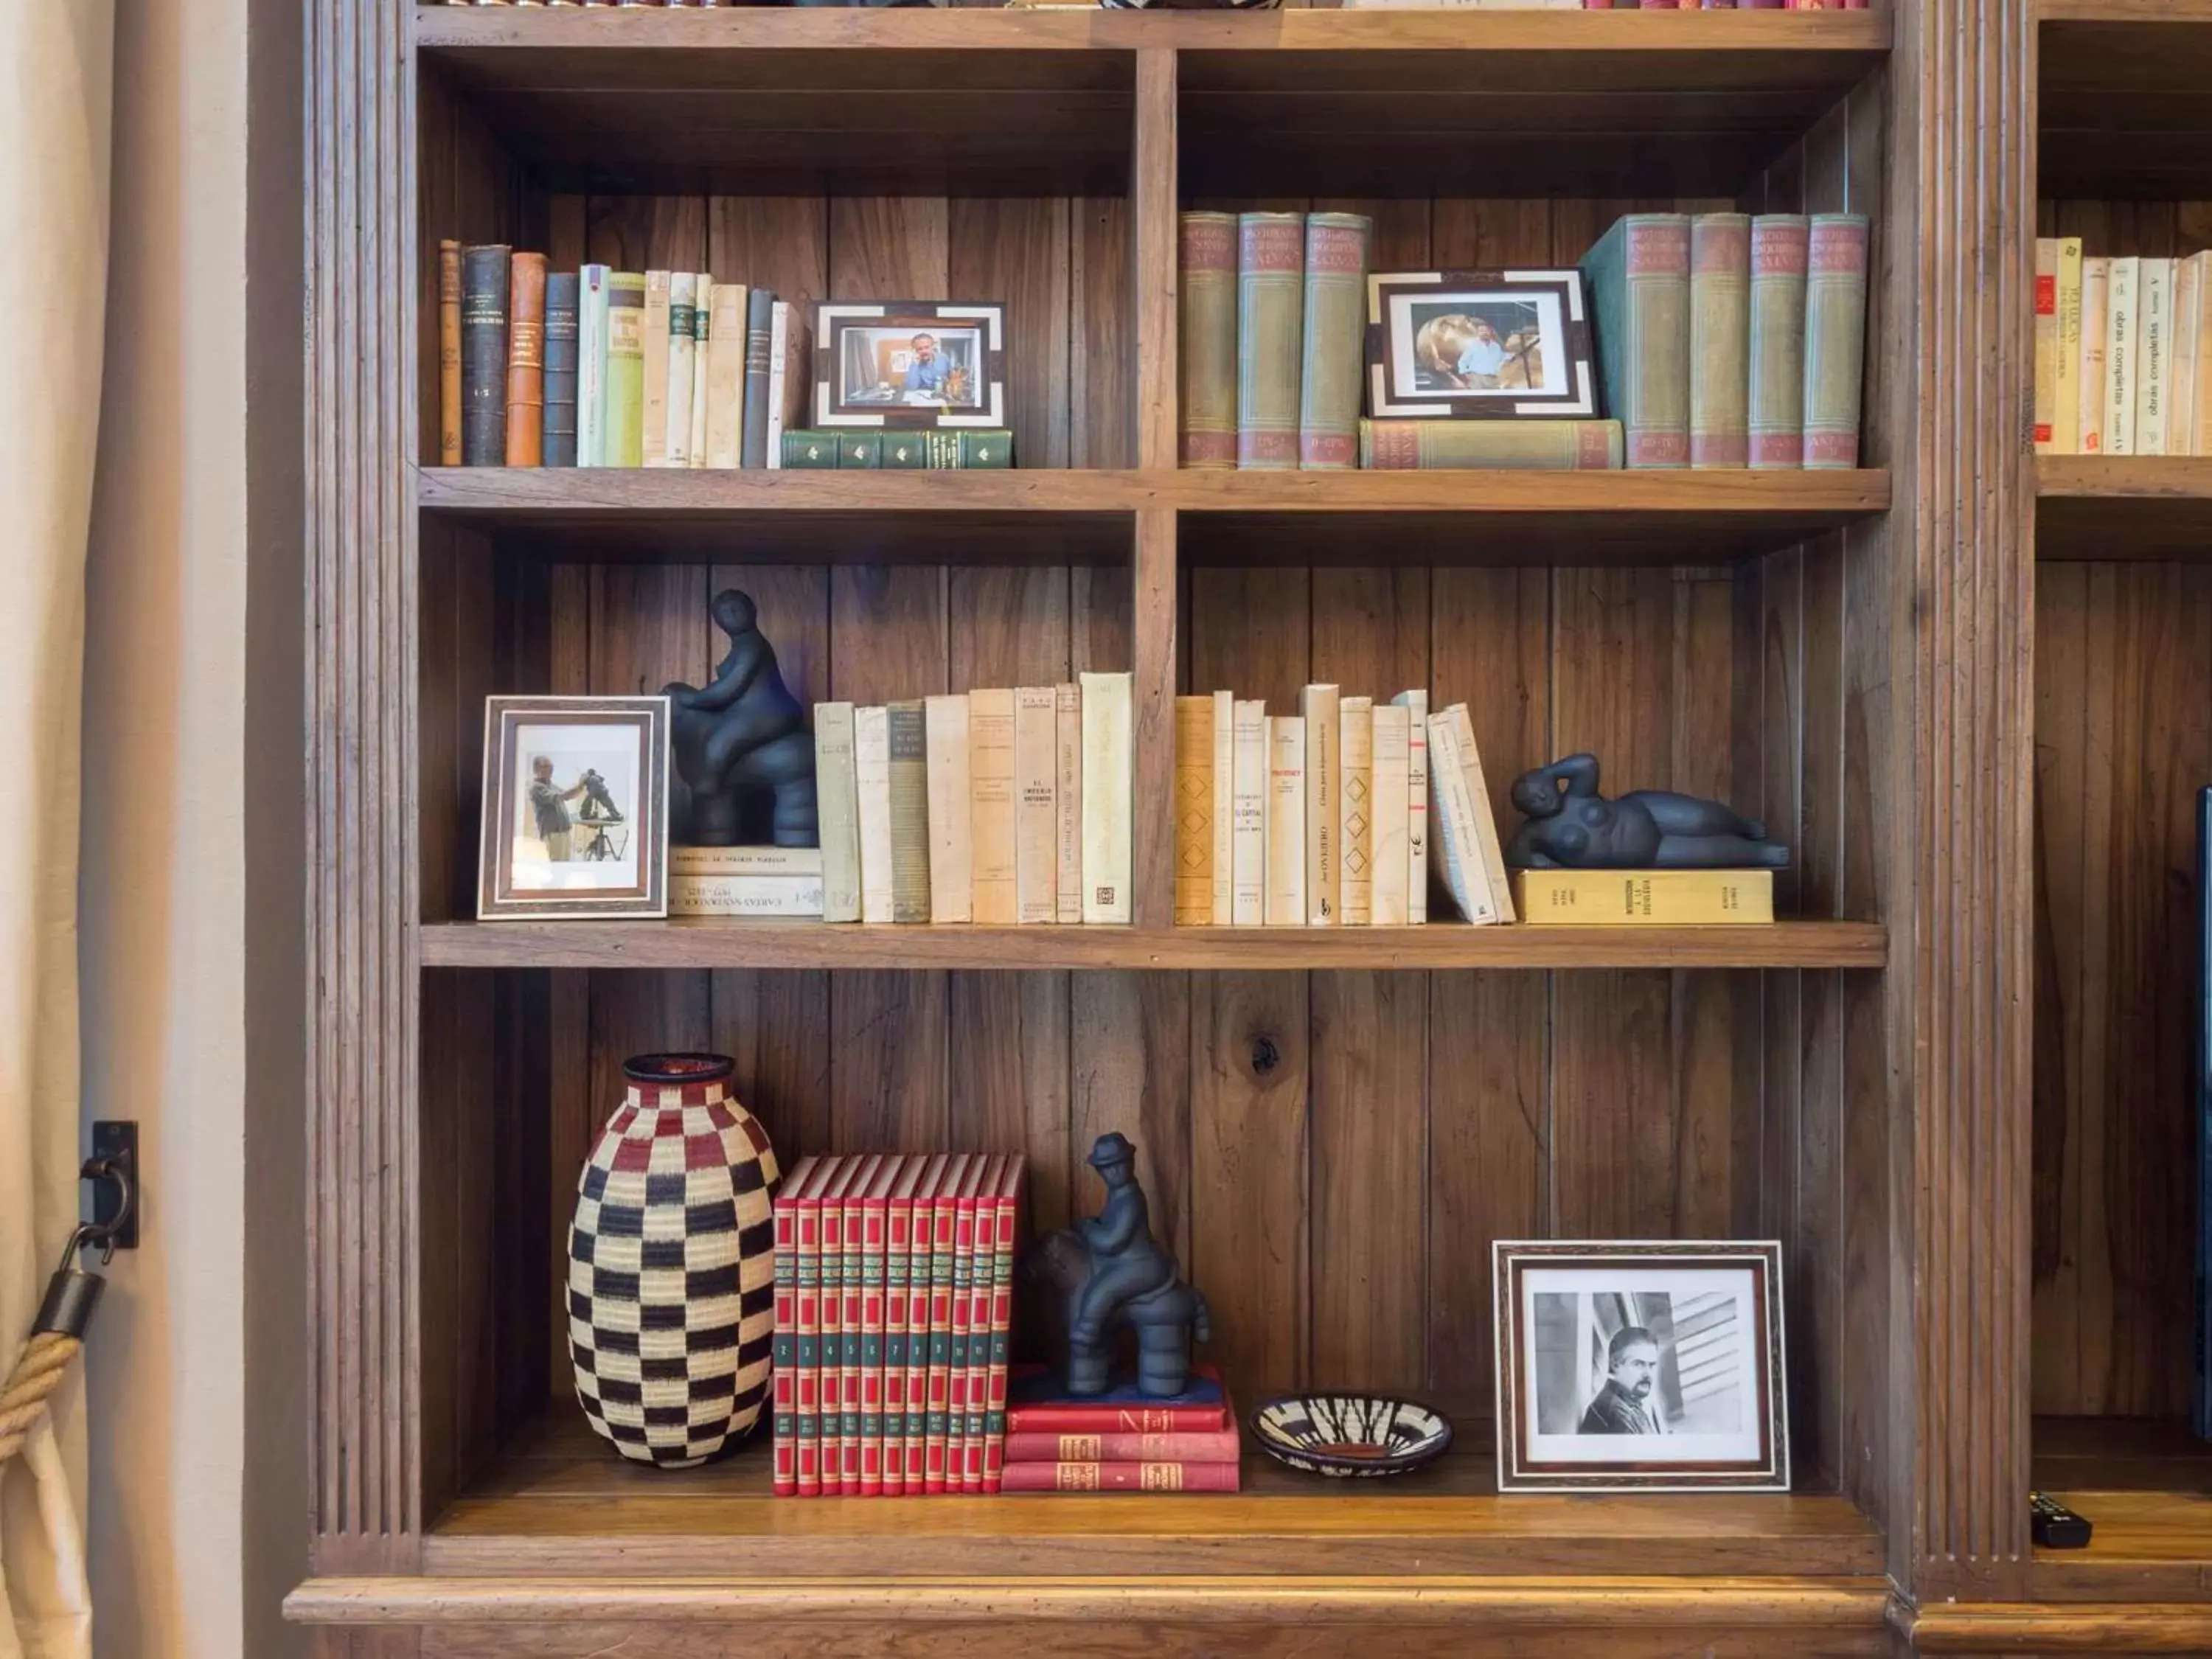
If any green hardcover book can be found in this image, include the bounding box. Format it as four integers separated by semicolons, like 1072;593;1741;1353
1360;418;1623;470
1180;211;1239;469
1689;213;1751;469
1237;212;1305;470
1299;212;1371;470
886;700;933;925
1580;213;1690;468
880;432;928;468
1748;215;1809;468
781;430;839;468
603;271;647;468
837;432;882;469
959;430;1012;468
1803;214;1871;469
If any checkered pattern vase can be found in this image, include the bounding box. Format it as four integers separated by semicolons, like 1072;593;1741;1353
568;1054;780;1468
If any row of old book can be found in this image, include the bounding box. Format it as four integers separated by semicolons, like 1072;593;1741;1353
442;243;801;468
1593;211;1870;470
771;1152;1026;1498
1172;690;1515;927
2033;242;2212;458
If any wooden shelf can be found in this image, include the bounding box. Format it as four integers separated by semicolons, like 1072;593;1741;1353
417;918;1887;972
2035;457;2212;561
414;6;1888;198
418;465;1891;566
2041;2;2212;200
2028;1419;2212;1604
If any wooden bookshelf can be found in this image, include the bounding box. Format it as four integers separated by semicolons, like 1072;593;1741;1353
2036;457;2212;560
298;0;2051;1652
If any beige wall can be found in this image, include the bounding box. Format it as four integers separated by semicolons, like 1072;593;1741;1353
79;0;304;1649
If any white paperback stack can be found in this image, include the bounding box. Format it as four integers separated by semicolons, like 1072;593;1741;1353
668;846;826;917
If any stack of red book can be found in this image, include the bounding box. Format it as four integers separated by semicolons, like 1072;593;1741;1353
770;1152;1026;1498
999;1364;1242;1493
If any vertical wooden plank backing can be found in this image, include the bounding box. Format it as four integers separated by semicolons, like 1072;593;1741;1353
1186;566;1310;1391
1133;49;1177;468
1071;196;1131;469
950;200;1071;470
542;568;593;1389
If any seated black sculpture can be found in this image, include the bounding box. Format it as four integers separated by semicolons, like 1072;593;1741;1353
1026;1133;1210;1398
664;589;818;848
1506;753;1790;870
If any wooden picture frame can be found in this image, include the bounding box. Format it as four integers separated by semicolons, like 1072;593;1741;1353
1492;1239;1790;1493
1366;270;1597;420
811;300;1007;429
477;695;669;920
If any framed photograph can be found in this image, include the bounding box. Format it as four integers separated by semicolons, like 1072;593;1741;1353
1492;1240;1788;1493
812;300;1006;429
1366;270;1597;420
477;695;669;921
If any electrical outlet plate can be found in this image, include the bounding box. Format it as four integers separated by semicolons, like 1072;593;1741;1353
90;1120;138;1249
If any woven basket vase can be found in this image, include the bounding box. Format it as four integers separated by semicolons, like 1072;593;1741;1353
567;1053;780;1468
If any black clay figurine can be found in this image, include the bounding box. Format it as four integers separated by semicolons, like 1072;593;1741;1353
664;589;818;847
1032;1133;1211;1398
1506;753;1790;871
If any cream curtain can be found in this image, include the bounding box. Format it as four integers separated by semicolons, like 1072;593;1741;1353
0;4;112;1656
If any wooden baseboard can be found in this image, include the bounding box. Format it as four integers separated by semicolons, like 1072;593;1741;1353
1909;1601;2212;1654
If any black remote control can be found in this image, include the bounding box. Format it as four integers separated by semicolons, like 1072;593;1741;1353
2031;1492;2093;1548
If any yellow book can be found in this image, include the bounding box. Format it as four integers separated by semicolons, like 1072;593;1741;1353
1513;869;1775;926
970;689;1018;925
2034;238;2058;454
705;281;747;468
1210;690;1234;925
1174;695;1215;926
2054;237;2083;456
925;693;973;923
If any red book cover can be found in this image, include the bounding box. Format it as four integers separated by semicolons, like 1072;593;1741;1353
814;1156;861;1496
905;1152;948;1492
961;1155;1007;1493
771;1155;818;1498
795;1156;844;1498
881;1155;928;1498
925;1153;970;1492
1004;1364;1231;1435
1002;1427;1242;1464
998;1461;1242;1494
856;1155;900;1496
839;1152;881;1495
981;1153;1026;1493
947;1155;990;1495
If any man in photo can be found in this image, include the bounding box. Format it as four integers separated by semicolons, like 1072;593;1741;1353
1579;1325;1670;1435
902;332;954;400
528;754;588;862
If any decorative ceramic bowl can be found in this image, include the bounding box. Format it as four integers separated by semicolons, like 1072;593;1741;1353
1250;1394;1454;1479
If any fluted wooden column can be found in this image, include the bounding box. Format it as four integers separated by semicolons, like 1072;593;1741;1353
305;0;422;1616
1888;0;2037;1605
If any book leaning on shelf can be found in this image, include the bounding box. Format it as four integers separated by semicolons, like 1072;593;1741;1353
813;675;1133;927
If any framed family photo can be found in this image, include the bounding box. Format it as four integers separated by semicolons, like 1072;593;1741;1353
1366;270;1597;420
477;695;669;921
812;300;1007;429
1492;1240;1788;1493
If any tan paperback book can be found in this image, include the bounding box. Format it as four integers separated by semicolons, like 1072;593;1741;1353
642;270;672;467
2034;238;2059;453
687;276;712;470
2079;257;2109;455
969;689;1018;925
1013;687;1058;925
1422;712;1500;925
1265;716;1306;927
2173;256;2201;457
1440;703;1517;924
1230;699;1267;925
1174;695;1214;926
855;706;894;925
705;281;747;468
815;702;862;923
2138;257;2174;458
2054;239;2083;457
665;274;698;468
1392;689;1429;924
1300;684;1339;925
669;874;824;918
1054;683;1082;923
924;694;973;924
2195;251;2212;454
886;702;932;924
1080;672;1134;925
1338;696;1373;926
2107;255;2140;456
1370;703;1410;927
1211;690;1234;925
670;846;821;877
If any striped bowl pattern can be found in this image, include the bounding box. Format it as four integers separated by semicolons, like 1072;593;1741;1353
1250;1394;1453;1479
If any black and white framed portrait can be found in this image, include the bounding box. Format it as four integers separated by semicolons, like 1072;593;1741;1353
811;300;1006;430
1366;270;1597;420
477;695;669;920
1492;1240;1787;1492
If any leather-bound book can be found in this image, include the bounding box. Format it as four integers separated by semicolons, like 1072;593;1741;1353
1747;215;1809;468
459;244;510;466
1688;212;1751;468
1236;212;1305;470
742;288;776;470
605;272;646;467
1360;418;1622;470
1298;212;1371;470
1580;213;1690;468
1801;213;1871;469
541;271;579;467
1179;212;1238;468
437;240;462;465
504;251;547;467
